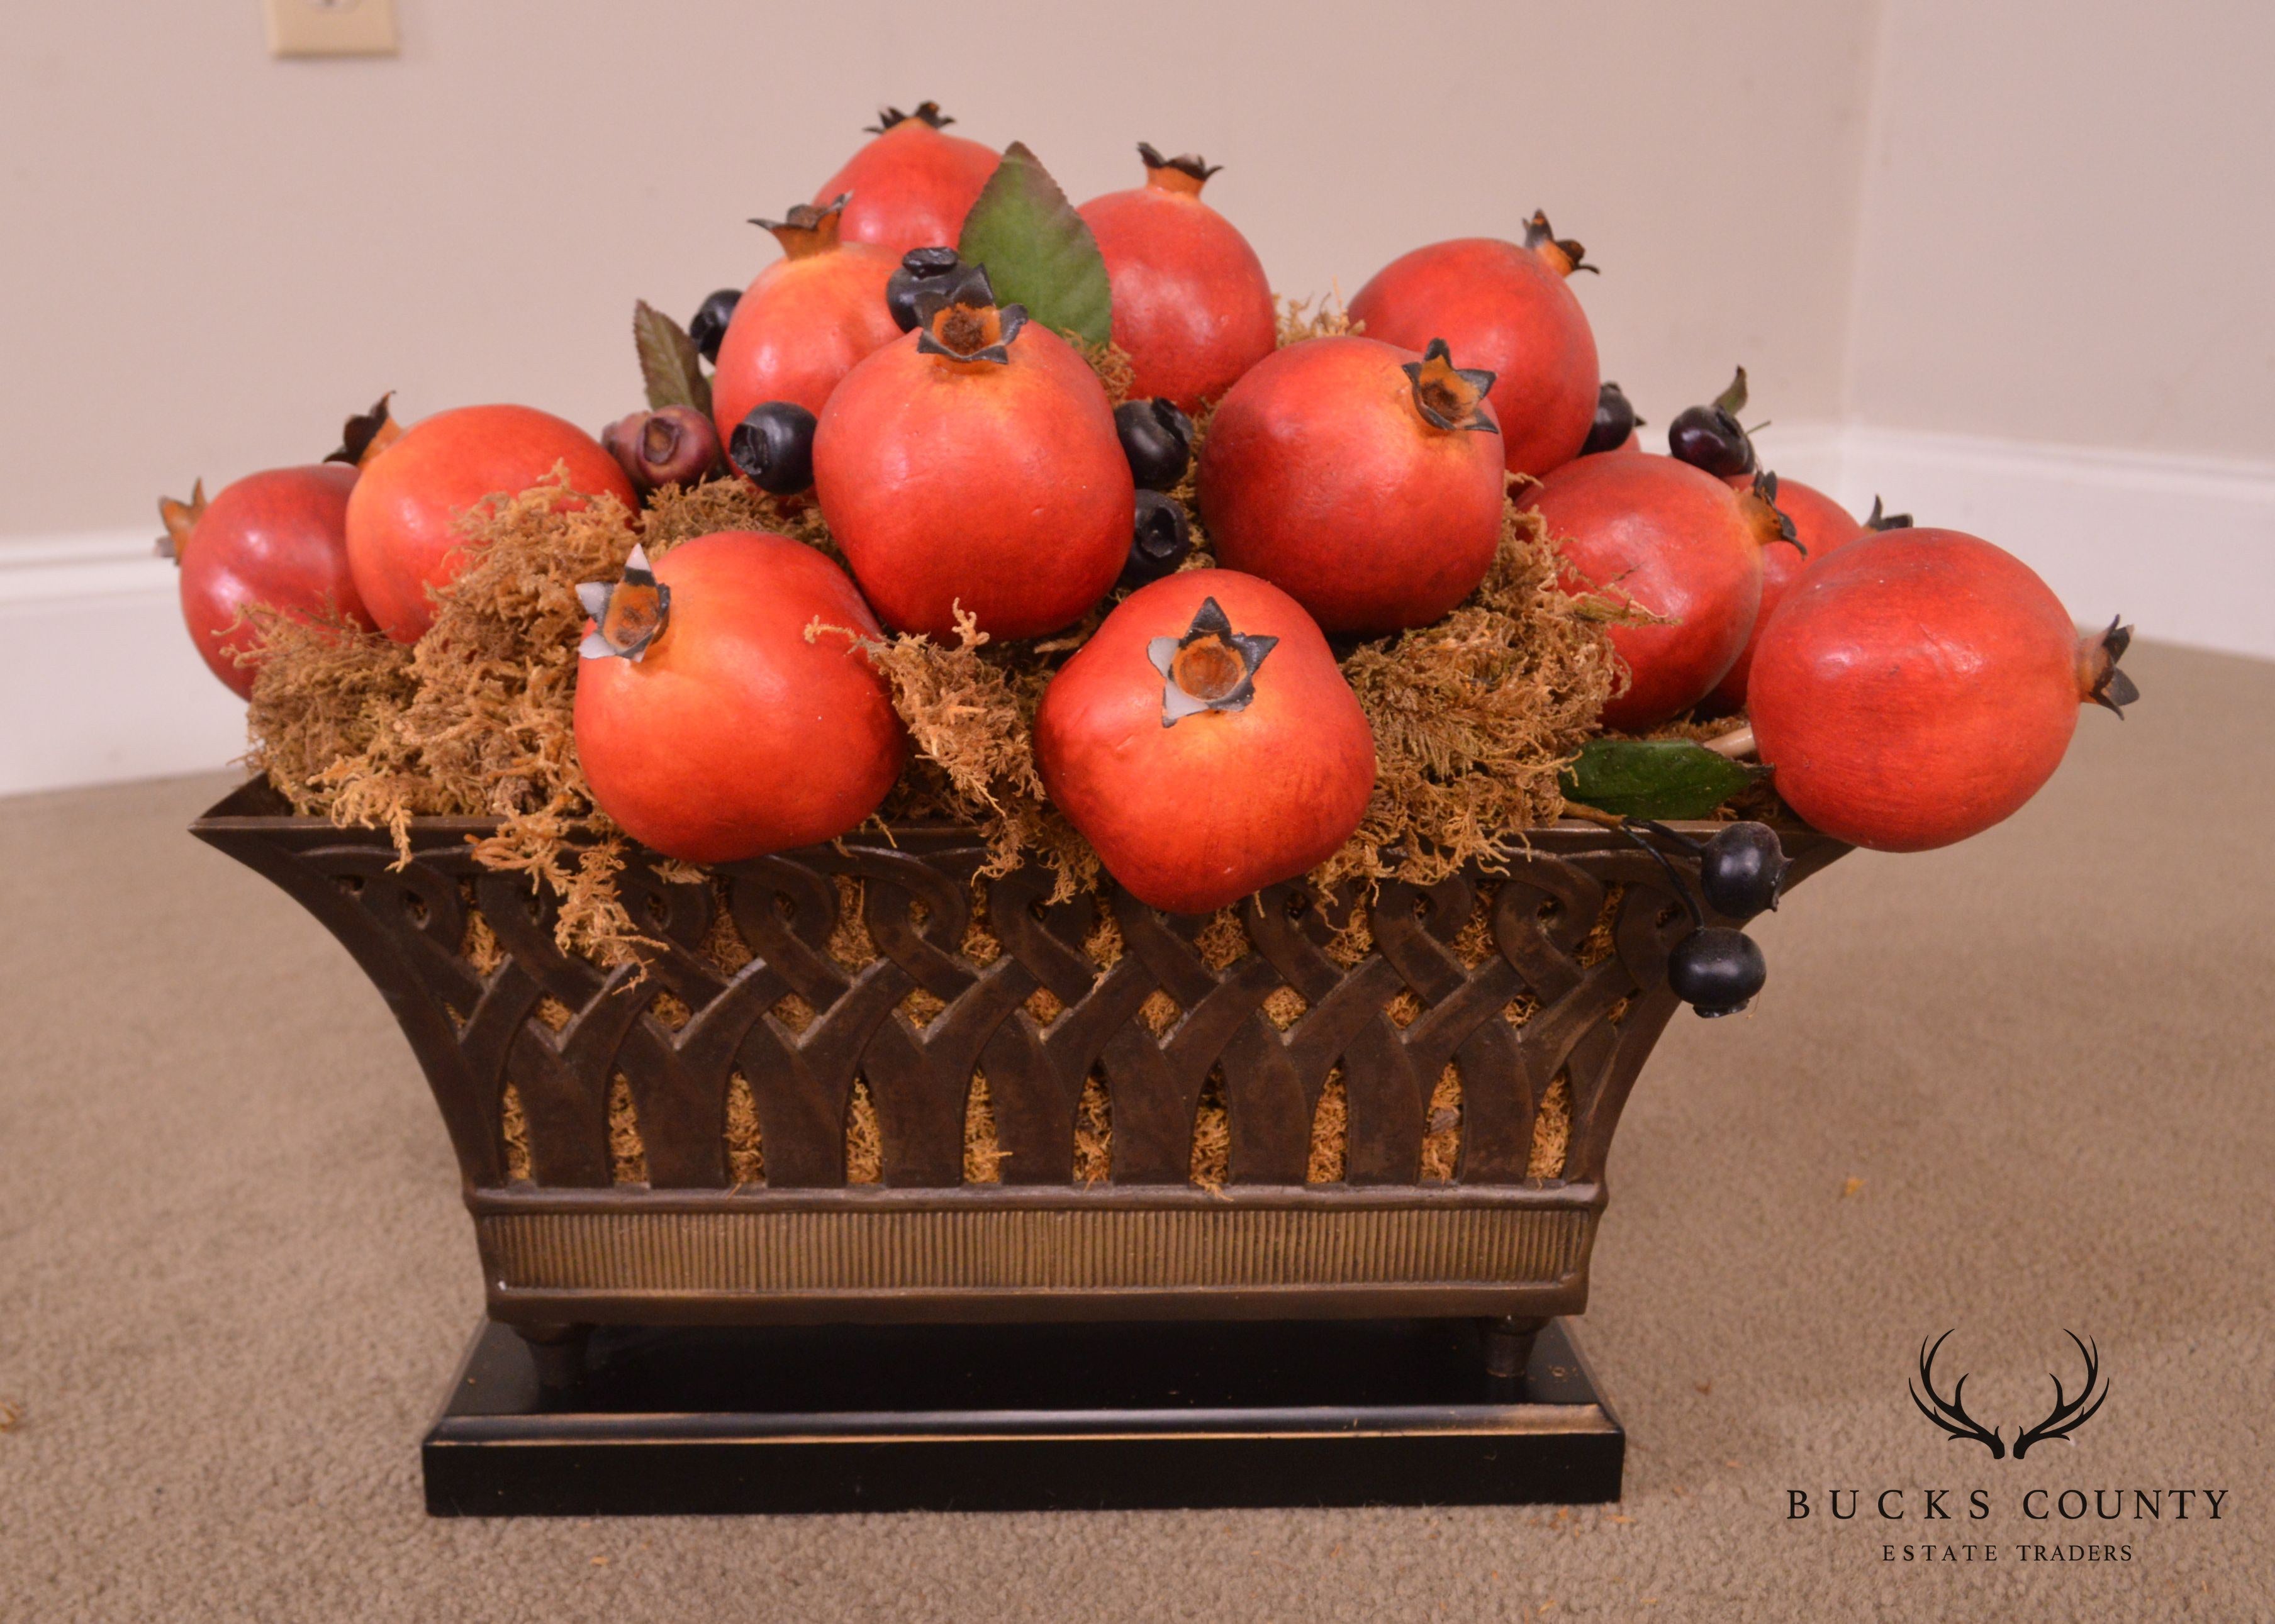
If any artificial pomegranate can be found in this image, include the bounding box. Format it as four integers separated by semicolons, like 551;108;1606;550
572;532;905;864
1748;530;2135;852
162;464;368;696
710;196;900;445
1349;211;1601;479
812;269;1133;640
1521;454;1794;730
1036;569;1376;915
812;102;998;258
1077;145;1278;413
1197;335;1506;635
1699;474;1865;714
346;404;634;643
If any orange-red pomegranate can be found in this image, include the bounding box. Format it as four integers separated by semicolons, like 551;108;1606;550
1750;529;2136;852
1521;454;1792;730
1349;213;1601;480
1036;569;1376;914
1077;145;1278;413
812;273;1132;640
1700;475;1866;714
572;532;905;863
163;465;367;696
710;197;900;441
812;102;998;258
346;404;634;643
1197;335;1506;635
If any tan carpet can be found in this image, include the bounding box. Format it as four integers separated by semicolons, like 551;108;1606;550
2;640;2268;1622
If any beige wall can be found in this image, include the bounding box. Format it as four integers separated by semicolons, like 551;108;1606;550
1845;1;2275;457
1;1;1877;537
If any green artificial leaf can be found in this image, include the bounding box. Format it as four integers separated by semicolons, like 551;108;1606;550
956;142;1113;347
1558;739;1767;820
633;300;712;417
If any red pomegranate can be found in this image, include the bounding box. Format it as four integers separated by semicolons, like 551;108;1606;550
1750;530;2135;851
1077;145;1278;413
1521;455;1794;730
573;532;905;863
1196;335;1506;635
812;271;1133;641
812;102;999;258
710;196;901;442
346;404;635;643
1036;569;1376;914
162;465;368;697
1349;212;1601;480
1700;475;1866;714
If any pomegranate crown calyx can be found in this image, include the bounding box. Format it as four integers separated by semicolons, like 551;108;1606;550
913;264;1029;364
155;479;208;562
1864;494;1914;531
1138;142;1222;196
1523;209;1597;277
751;194;849;259
1746;470;1803;552
868;101;954;134
1403;339;1499;434
326;391;401;469
578;544;671;663
1148;597;1278;727
2087;618;2140;716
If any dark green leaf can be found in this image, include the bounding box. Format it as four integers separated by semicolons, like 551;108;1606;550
1558;739;1766;819
956;142;1113;347
634;300;712;417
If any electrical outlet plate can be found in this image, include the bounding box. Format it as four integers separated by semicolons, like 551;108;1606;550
265;0;398;58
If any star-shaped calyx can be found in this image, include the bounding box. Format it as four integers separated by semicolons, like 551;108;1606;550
913;263;1028;364
1402;338;1500;433
751;194;849;262
578;543;671;662
1523;209;1597;276
1147;597;1278;726
1138;142;1222;197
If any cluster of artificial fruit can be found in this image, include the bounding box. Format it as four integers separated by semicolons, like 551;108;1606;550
165;104;2139;1025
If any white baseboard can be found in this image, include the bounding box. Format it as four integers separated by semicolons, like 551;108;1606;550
1751;424;2275;660
3;429;2270;798
0;531;250;798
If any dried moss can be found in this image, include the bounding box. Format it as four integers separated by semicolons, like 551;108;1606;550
1275;290;1363;345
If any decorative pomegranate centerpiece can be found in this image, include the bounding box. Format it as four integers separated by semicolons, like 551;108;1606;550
1078;145;1278;413
1198;335;1507;636
1350;211;1601;480
812;269;1132;640
162;464;367;696
1036;569;1376;914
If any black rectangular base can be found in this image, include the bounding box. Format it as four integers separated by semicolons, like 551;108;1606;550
423;1315;1623;1516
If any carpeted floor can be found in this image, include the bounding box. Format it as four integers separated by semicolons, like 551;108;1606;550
2;640;2268;1622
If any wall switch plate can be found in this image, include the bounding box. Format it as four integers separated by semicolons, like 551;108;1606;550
264;0;398;58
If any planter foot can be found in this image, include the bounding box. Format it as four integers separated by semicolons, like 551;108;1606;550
510;1323;592;1394
423;1315;1624;1515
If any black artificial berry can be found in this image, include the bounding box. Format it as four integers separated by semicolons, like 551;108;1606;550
1119;491;1193;589
1114;398;1195;491
728;401;817;494
886;247;965;333
1579;381;1640;456
1668;926;1767;1018
1667;366;1755;478
1698;821;1791;920
689;288;741;363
